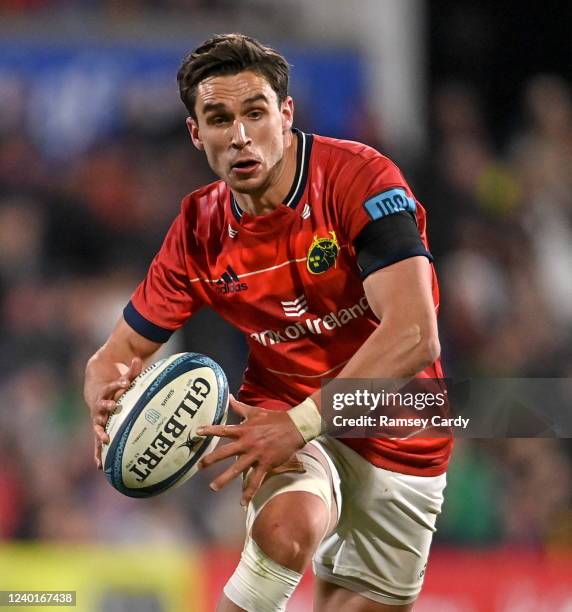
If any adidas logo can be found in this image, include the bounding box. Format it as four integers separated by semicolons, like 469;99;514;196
302;203;311;219
215;265;248;295
281;294;308;317
228;224;238;238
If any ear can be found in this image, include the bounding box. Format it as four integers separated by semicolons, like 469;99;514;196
186;117;204;151
281;96;295;133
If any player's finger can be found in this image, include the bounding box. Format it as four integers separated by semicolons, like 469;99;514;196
94;414;108;427
112;386;129;401
229;395;258;420
94;436;102;470
209;454;256;491
102;379;129;399
94;423;110;445
240;465;266;506
197;423;241;438
199;441;244;470
94;402;114;422
126;357;143;380
97;399;116;413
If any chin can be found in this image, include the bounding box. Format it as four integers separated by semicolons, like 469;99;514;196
228;175;266;194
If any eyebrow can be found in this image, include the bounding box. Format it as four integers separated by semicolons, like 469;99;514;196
242;93;269;106
202;93;270;116
202;102;227;115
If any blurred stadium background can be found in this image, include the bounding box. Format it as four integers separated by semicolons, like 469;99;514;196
0;1;571;610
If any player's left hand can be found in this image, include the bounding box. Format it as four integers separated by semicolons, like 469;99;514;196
197;396;306;506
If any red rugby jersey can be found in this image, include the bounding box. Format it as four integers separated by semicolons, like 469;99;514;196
125;130;452;476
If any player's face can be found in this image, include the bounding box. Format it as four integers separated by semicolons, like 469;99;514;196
187;71;294;194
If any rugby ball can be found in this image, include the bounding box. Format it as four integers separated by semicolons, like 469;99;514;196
102;352;228;498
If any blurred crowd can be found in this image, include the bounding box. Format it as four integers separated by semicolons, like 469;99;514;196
0;0;283;27
0;49;570;554
419;74;572;548
1;1;235;13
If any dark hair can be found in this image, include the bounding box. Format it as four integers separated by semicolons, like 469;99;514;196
177;33;290;119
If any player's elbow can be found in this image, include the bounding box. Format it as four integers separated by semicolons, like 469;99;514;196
411;324;441;370
395;322;440;372
421;333;441;368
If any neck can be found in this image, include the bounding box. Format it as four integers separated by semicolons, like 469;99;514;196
233;130;298;216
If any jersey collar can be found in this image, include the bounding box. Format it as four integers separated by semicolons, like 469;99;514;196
230;128;313;222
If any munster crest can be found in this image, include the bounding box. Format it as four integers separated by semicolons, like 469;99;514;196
307;231;339;274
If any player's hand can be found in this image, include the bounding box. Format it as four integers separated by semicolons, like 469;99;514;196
85;357;143;470
197;396;306;506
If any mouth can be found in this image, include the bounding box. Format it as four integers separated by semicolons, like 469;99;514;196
230;158;261;176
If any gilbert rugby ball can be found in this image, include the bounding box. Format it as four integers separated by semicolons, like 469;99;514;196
102;352;228;498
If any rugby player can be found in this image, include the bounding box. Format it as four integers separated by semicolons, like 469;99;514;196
84;34;451;611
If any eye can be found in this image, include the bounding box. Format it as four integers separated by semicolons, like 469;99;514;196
210;115;229;126
248;110;263;120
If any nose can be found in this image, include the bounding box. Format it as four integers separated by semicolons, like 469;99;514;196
231;120;250;148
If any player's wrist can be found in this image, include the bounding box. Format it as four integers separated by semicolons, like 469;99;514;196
286;397;323;443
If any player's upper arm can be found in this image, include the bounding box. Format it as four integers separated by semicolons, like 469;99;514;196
354;211;432;280
125;201;205;343
334;153;433;278
333;150;439;362
363;256;440;361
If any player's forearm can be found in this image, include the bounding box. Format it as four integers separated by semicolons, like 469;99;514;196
287;321;439;442
333;321;439;385
84;318;161;407
85;345;128;381
308;322;439;414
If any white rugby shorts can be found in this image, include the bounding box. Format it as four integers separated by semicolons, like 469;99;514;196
247;436;446;605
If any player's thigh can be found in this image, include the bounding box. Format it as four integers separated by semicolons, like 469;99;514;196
313;438;445;605
315;578;414;612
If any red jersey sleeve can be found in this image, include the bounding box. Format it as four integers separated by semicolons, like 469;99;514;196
335;152;417;241
333;149;432;278
124;201;203;342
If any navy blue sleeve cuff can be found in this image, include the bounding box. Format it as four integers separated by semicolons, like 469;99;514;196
359;248;434;280
123;301;175;343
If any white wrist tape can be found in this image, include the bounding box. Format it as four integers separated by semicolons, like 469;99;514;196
287;397;322;443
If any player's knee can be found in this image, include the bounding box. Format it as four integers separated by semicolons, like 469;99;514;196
251;492;329;573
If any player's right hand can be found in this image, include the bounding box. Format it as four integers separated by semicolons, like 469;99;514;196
86;357;142;470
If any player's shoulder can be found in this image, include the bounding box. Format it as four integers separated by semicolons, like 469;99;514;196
179;179;228;230
310;133;406;189
312;133;398;170
181;179;227;215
